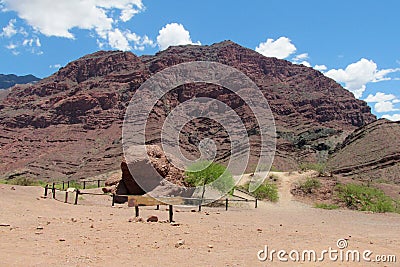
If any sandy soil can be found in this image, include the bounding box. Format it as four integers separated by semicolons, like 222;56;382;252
0;173;399;266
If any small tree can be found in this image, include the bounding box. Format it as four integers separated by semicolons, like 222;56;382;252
185;161;234;202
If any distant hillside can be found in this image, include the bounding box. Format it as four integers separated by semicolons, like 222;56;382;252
328;119;400;184
0;74;40;89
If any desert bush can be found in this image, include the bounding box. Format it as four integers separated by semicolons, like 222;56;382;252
185;161;234;198
299;162;326;176
314;203;340;210
298;177;321;194
239;181;279;202
335;183;395;213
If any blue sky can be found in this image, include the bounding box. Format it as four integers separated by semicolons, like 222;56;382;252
0;0;399;120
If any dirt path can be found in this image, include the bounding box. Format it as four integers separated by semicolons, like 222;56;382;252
1;180;399;266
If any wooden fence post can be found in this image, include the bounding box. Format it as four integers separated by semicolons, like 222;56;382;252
255;198;258;208
97;180;100;188
156;205;159;210
225;198;228;211
52;182;56;199
135;206;139;217
74;190;79;205
65;192;68;203
62;181;65;190
169;205;174;222
67;181;70;188
112;194;115;206
83;181;86;189
44;184;48;197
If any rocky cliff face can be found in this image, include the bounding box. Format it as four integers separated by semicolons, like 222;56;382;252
0;41;376;181
328;119;400;184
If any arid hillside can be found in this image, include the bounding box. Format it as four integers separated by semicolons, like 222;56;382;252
0;41;376;181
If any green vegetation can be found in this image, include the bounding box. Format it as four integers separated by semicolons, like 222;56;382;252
314;203;340;210
335;183;395;213
185;161;235;198
298;177;321;194
299;162;326;176
239;181;279;202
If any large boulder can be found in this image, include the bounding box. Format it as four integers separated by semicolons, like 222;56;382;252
104;145;189;203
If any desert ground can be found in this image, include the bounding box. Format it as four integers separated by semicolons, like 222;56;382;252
0;172;399;266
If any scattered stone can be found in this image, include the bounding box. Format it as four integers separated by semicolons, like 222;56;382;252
175;239;185;248
11;187;15;190
0;223;11;227
90;224;94;229
35;232;43;235
147;215;158;222
71;218;78;223
191;209;196;212
171;222;180;227
128;216;144;223
59;238;66;242
208;244;214;249
257;228;262;232
36;226;44;230
280;224;283;227
205;212;210;216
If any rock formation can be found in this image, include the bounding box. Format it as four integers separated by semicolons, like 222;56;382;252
328;119;400;184
0;41;376;182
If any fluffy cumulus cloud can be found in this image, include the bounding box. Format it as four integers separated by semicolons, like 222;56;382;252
324;58;400;99
364;92;399;114
0;0;153;52
292;53;311;67
314;64;327;71
255;37;296;59
156;23;200;50
382;114;400;121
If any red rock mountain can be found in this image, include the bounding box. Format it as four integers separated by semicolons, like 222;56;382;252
0;41;376;181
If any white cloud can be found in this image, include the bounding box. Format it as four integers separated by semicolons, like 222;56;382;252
291;53;311;67
292;53;308;61
1;0;152;52
255;37;296;59
108;28;130;51
49;64;62;69
364;92;397;103
126;31;154;51
324;58;400;99
6;42;17;50
1;0;144;38
22;37;41;47
314;64;327;71
375;101;399;113
382;114;400;121
156;23;200;50
0;18;17;37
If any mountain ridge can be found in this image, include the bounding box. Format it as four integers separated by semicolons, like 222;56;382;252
0;41;377;181
0;74;40;90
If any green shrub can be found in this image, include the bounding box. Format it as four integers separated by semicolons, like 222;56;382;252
299;177;321;194
253;182;279;202
185;161;234;198
314;203;340;210
335;183;395;213
239;181;279;202
299;162;326;176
